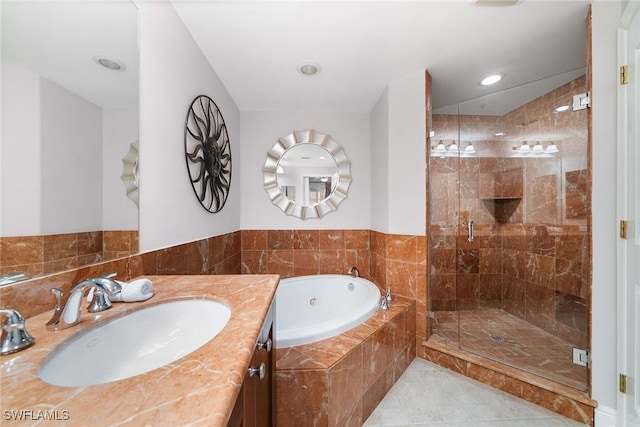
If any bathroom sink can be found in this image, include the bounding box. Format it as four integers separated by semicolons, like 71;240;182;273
39;299;231;387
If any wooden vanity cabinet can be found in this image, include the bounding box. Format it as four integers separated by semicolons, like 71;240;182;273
228;305;274;427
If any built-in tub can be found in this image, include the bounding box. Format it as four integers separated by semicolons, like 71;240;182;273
275;274;381;348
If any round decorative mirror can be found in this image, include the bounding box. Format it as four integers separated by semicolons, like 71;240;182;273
263;130;351;219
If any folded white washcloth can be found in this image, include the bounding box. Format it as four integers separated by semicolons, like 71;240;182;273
118;278;154;302
86;278;154;303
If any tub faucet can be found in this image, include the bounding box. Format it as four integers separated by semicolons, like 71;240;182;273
348;266;360;278
379;295;389;310
46;275;122;331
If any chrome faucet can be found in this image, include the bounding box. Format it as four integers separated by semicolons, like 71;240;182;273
348;266;360;278
1;308;35;355
379;295;389;310
0;272;26;286
46;275;122;331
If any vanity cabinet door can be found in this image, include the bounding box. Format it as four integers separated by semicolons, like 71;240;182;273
227;383;245;427
244;324;273;427
227;310;273;427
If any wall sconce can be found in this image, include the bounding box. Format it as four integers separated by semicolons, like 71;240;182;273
517;141;531;153
531;141;544;153
513;141;560;154
432;140;475;156
432;141;447;156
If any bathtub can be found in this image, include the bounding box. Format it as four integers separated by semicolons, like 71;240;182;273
275;274;381;348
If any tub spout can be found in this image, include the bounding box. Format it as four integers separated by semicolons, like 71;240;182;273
348;266;360;278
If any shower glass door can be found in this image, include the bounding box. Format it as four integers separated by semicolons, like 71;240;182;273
429;70;590;391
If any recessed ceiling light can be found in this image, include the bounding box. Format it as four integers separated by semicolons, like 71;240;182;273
470;0;522;6
494;132;507;137
480;74;503;86
92;55;126;71
298;62;320;76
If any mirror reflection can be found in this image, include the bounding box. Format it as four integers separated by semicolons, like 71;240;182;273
0;1;139;281
264;130;351;220
276;144;339;207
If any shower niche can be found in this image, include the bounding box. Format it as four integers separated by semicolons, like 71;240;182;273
479;160;523;223
427;69;590;392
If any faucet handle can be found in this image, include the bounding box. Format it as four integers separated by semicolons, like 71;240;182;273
87;289;113;313
1;308;36;355
46;288;64;330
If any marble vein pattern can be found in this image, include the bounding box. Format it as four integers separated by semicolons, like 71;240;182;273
431;309;587;390
275;299;416;427
0;274;279;427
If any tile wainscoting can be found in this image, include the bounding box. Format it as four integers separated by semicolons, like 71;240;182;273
1;228;595;424
0;230;139;278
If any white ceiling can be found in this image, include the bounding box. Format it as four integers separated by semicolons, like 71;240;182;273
171;0;591;113
1;1;590;113
1;1;138;110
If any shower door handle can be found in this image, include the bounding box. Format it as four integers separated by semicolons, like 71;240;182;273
468;220;475;243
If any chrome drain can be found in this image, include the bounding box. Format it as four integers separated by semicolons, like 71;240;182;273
489;334;504;342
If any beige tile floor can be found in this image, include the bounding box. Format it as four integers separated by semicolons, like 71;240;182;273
363;358;588;427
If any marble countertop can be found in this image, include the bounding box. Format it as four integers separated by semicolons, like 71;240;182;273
1;274;280;427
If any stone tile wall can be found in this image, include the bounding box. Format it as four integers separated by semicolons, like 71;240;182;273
0;231;241;319
240;229;371;278
0;230;138;278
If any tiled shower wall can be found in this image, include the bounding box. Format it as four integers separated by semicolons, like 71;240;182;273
429;75;590;347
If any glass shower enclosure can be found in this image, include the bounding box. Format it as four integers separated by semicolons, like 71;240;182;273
428;69;590;391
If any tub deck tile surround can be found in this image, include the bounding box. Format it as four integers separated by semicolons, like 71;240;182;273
275;298;416;427
0;275;279;427
421;336;596;425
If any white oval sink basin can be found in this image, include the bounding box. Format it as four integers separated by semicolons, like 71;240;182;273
39;299;231;387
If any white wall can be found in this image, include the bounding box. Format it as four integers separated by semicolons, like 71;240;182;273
0;64;41;236
371;70;426;236
240;111;370;230
40;77;103;234
102;109;138;230
591;0;621;420
370;87;390;233
1;65;105;236
137;1;241;252
387;70;426;236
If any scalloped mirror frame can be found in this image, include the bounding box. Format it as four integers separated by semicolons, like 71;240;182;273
121;141;139;207
263;129;351;219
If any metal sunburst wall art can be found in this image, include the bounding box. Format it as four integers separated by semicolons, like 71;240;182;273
184;95;232;213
